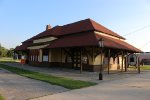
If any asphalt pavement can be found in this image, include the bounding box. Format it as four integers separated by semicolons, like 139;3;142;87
32;70;150;100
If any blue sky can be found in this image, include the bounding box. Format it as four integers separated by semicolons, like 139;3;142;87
0;0;150;51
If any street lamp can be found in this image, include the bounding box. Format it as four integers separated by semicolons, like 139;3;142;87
99;38;104;80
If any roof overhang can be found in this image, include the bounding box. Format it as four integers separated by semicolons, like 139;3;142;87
46;31;142;53
27;44;49;50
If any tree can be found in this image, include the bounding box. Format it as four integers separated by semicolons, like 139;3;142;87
0;44;9;57
0;43;1;57
0;44;15;57
1;47;8;57
7;48;14;57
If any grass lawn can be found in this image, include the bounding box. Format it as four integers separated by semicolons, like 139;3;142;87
0;64;96;89
129;65;150;70
0;57;19;63
140;65;150;70
0;94;4;100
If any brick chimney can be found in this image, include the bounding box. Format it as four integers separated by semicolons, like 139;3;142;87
46;24;51;30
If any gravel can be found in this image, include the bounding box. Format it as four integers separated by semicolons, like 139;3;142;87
0;68;69;100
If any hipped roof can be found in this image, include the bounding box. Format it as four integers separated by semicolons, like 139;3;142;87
23;18;125;43
15;44;29;51
95;34;141;52
16;18;141;52
46;32;99;48
46;32;141;52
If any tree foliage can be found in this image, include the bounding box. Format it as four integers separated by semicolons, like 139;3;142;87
0;44;14;57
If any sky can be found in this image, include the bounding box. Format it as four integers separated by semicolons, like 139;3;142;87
0;0;150;52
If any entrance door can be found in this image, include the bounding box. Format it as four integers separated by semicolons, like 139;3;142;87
72;48;82;69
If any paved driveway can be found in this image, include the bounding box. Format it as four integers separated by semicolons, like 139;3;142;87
0;68;69;100
32;71;150;100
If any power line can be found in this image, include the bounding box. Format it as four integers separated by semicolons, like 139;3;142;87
123;25;150;36
140;41;150;49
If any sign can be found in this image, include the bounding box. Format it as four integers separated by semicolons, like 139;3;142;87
20;59;26;64
128;54;137;66
21;56;25;59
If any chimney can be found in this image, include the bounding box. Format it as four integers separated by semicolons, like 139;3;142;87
46;24;51;30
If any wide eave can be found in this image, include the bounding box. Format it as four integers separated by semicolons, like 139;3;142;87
46;32;142;53
15;18;142;53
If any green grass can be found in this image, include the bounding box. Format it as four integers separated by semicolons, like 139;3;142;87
0;94;4;100
0;64;96;89
129;65;150;70
0;57;19;63
140;65;150;70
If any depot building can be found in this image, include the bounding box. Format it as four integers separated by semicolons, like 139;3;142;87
15;18;142;72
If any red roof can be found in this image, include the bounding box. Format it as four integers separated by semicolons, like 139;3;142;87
46;32;141;52
46;32;98;48
23;18;125;43
15;42;32;51
53;19;125;40
16;18;141;53
89;19;125;39
22;26;61;43
95;34;142;52
33;26;62;39
15;44;28;51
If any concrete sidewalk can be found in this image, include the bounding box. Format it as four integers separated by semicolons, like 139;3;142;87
2;62;141;83
1;62;149;100
31;71;150;100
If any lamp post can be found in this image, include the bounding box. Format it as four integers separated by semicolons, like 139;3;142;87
99;38;104;80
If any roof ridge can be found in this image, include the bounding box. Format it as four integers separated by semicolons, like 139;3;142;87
23;18;126;43
88;19;126;40
61;18;90;27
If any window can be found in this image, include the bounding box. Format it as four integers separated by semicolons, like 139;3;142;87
67;56;72;62
33;56;34;61
130;57;134;62
31;56;32;61
38;56;40;62
42;49;49;62
35;56;37;61
82;56;88;64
